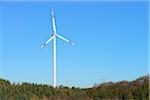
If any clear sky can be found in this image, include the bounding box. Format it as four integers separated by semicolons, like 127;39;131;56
0;1;148;88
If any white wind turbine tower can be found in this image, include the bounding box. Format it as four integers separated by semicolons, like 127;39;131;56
41;9;75;88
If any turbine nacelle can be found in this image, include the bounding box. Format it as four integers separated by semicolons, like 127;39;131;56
40;33;75;48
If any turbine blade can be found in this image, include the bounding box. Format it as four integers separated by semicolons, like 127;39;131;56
56;34;76;46
52;9;57;34
41;35;55;48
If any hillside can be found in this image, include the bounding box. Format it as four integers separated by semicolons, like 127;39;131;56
0;75;149;100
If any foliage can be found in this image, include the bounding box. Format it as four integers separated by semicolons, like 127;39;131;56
0;75;149;100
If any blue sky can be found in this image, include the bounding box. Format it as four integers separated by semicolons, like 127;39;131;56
0;1;148;88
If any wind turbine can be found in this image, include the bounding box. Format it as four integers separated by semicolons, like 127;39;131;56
40;9;75;88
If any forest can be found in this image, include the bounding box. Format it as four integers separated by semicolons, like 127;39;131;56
0;75;149;100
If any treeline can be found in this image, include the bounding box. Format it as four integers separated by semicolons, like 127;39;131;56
86;75;149;100
0;75;149;100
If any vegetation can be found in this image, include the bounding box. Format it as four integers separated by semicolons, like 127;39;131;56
0;75;149;100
